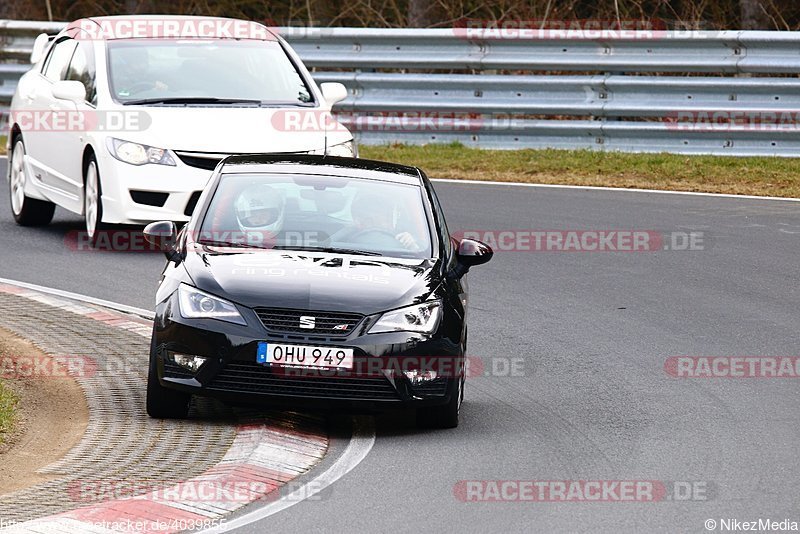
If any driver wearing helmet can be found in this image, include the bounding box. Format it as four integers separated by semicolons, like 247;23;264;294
235;184;286;245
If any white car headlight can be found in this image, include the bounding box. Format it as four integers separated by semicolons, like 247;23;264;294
106;137;176;166
326;139;357;157
369;300;442;334
178;284;246;325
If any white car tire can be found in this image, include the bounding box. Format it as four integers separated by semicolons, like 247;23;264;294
83;155;110;247
8;138;55;226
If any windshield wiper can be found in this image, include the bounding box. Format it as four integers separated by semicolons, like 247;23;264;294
272;245;382;256
254;101;316;108
123;97;264;106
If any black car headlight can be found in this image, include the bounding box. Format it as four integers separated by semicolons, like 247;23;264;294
368;300;442;334
177;284;246;325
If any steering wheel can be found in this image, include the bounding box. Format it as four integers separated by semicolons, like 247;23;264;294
349;228;399;246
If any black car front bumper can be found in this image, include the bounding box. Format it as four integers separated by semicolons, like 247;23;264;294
151;293;464;412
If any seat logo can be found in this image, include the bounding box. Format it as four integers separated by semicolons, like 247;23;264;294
299;316;316;329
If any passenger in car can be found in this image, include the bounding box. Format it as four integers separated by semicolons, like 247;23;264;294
337;192;422;251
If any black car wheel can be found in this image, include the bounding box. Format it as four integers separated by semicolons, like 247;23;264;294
146;333;191;419
417;375;463;429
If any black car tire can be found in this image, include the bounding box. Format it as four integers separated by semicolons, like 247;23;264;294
146;334;191;419
416;376;463;429
8;138;55;226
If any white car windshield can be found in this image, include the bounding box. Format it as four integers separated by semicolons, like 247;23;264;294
106;40;313;105
198;173;433;259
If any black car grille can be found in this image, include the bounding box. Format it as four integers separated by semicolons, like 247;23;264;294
130;190;168;207
254;308;364;337
176;153;223;170
207;361;401;401
163;360;196;379
184;191;202;216
411;380;448;396
176;151;311;171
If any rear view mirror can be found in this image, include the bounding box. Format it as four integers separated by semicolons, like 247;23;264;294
456;238;493;267
300;189;347;214
51;80;86;103
450;238;493;278
30;33;50;64
320;82;348;106
144;221;180;262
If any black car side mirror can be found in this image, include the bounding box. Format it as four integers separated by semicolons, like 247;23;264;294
450;238;493;279
144;221;180;262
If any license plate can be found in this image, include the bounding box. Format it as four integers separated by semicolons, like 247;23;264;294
256;342;353;369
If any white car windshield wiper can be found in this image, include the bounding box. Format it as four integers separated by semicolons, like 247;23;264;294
122;97;266;106
272;245;383;256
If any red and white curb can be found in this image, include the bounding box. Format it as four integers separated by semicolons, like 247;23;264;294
3;423;328;533
0;281;153;337
0;280;353;534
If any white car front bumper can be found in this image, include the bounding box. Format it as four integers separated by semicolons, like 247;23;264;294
97;149;215;225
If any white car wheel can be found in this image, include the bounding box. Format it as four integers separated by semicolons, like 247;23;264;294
9;141;26;216
8;138;55;226
84;159;100;239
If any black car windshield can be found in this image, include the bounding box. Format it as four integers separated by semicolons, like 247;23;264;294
107;40;313;105
198;173;433;259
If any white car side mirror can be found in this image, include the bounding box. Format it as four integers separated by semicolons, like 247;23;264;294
30;33;50;64
320;82;348;106
52;80;86;103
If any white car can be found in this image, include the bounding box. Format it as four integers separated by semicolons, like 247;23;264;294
6;15;354;244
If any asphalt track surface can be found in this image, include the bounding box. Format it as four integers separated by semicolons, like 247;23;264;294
1;158;799;532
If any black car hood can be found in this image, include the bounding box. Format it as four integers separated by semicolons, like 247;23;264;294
183;246;441;315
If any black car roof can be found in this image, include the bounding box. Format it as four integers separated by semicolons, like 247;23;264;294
218;155;423;186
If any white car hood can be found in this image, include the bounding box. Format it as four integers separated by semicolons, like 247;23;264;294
118;106;343;154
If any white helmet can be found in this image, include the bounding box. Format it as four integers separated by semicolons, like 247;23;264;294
235;185;285;235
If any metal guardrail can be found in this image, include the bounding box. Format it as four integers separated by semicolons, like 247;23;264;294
289;28;800;74
2;20;800;155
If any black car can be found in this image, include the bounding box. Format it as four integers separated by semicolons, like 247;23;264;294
143;155;492;428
